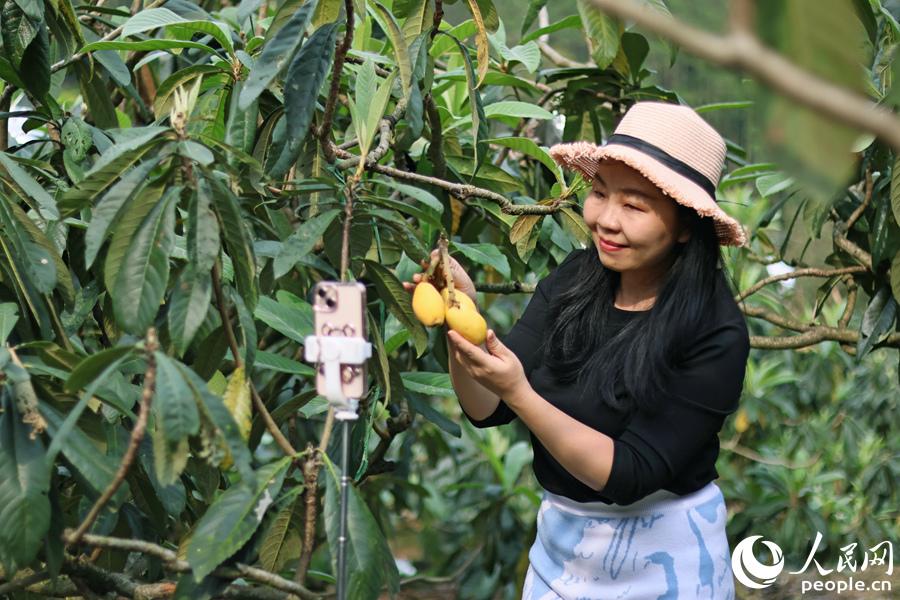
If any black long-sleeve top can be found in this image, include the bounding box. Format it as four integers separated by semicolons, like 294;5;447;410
461;248;750;505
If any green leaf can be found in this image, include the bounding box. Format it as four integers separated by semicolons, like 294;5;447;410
78;38;219;55
273;208;341;278
168;268;212;357
558;206;592;247
0;302;17;343
152;352;200;485
259;489;303;572
0;153;58;220
253;295;313;344
269;20;338;178
174;362;253;481
120;8;234;55
41;402;130;502
84;158;162;268
186;457;291;581
373;2;412;101
225;80;258;157
484;101;553;121
206;175;258;311
438;32;489;175
485;136;564;187
238;0;319;110
892;251;900;306
153;64;225;118
65;345;136;393
521;13;580;44
0;391;50;574
362;260;428;358
323;454;400;598
577;0;620;69
857;286;897;360
103;171;169;295
253;349;315;376
449;241;510;279
59;127;168;215
400;371;456;397
189;178;221;273
2;0;36;68
112;185;179;335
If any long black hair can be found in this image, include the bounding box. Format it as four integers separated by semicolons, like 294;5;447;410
541;203;745;417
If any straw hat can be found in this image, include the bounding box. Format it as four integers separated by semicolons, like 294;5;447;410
548;101;749;247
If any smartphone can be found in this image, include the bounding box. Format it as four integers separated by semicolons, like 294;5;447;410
311;281;368;400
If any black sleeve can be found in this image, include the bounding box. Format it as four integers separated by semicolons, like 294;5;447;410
598;318;751;504
463;250;581;428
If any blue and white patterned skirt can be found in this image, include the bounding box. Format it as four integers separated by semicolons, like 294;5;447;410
522;482;735;599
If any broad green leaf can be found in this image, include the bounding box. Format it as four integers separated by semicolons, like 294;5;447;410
259;489;303;572
253;295;313;344
112;185;179;335
120;8;234;55
41;402;130;502
168;268;213;356
254;349;315;376
0;302;17;343
84;158;162;268
891;251;900;305
78;39;219;55
238;0;319;110
59;126;168;215
186;457;291;581
225;79;258;157
65;345;136;393
373;2;412;102
577;0;620;69
1;0;36;68
0;153;58;220
0;391;50;574
175;362;253;481
439;32;489;174
400;371;456;397
269;20;339;178
450;241;511;279
362;260;428;358
485;136;564;187
322;454;400;598
521;14;581;44
206;175;258;311
857;286;897;360
189;178;221;273
223;366;252;440
483;101;553;121
273;207;341;278
152;352;200;485
558;206;593;247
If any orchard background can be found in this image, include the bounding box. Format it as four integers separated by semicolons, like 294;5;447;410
0;0;897;598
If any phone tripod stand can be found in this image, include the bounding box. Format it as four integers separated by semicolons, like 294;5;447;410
303;334;372;600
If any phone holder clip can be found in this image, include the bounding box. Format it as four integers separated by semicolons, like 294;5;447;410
303;335;372;420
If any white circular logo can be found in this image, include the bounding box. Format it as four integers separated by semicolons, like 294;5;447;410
731;535;785;589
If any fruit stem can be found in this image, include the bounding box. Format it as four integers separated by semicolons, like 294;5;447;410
438;233;458;307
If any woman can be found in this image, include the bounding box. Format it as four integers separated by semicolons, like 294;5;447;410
406;102;751;599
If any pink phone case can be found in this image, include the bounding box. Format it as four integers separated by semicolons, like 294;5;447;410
311;281;368;399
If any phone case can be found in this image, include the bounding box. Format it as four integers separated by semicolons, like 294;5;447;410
311;281;368;399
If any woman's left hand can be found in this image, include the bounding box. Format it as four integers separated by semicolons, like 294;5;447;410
448;328;530;404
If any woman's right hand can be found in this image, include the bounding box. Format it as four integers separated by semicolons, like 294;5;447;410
401;249;478;303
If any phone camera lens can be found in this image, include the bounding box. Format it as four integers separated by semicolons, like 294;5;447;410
326;298;336;308
317;288;327;297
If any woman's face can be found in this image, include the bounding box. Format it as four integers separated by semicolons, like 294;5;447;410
582;159;690;276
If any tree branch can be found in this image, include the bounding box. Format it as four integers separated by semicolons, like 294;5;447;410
211;261;297;457
67;328;158;546
585;0;900;152
60;532;322;599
